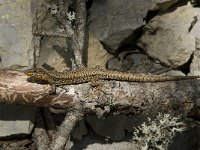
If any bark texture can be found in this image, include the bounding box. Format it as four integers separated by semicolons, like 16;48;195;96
0;69;200;117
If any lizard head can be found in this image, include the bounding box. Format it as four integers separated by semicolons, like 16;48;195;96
24;68;49;81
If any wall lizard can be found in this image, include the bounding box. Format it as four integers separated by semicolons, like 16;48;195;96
24;66;200;87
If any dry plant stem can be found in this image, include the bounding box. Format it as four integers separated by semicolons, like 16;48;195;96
49;109;84;150
71;36;85;68
75;0;87;47
34;31;70;38
33;108;50;150
73;0;87;68
51;9;74;37
42;108;57;141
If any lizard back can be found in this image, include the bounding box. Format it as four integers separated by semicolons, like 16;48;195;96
28;67;200;85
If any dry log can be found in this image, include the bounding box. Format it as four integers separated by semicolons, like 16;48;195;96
0;69;74;108
0;69;200;117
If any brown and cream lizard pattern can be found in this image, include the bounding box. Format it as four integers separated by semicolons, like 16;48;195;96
24;66;200;86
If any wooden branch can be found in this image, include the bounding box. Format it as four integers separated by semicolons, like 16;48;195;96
34;31;71;38
1;69;200;117
33;108;50;150
49;109;84;150
0;69;74;108
73;0;87;68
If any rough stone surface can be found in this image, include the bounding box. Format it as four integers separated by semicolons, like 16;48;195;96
0;0;34;68
86;115;127;141
87;33;113;68
68;130;138;150
125;115;147;133
153;0;179;11
36;37;69;72
190;50;200;75
189;31;200;75
69;119;200;150
88;0;179;53
138;4;200;67
81;141;137;150
71;119;88;141
0;0;37;138
168;126;200;150
107;51;167;73
161;70;185;76
0;104;36;138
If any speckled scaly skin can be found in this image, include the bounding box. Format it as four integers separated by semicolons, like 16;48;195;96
24;66;200;86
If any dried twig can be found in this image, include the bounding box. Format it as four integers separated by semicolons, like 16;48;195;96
33;108;50;150
49;108;84;150
72;0;87;68
34;31;71;38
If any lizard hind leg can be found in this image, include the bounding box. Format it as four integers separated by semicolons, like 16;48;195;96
49;84;56;95
93;65;107;71
90;75;103;88
46;77;57;94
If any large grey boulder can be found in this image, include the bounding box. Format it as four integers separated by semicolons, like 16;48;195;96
88;0;179;53
190;43;200;75
138;4;200;67
0;0;36;138
0;0;34;68
0;105;36;138
86;115;127;141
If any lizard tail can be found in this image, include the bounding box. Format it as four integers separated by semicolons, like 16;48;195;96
98;71;200;82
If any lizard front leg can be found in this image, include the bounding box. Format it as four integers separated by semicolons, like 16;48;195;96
50;84;56;94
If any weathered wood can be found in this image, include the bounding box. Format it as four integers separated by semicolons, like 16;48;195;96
0;69;74;108
0;69;200;117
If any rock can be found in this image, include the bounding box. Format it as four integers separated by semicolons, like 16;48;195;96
0;105;36;138
190;0;200;7
68;130;139;150
0;0;34;68
87;33;113;68
125;115;147;133
0;0;37;138
88;0;179;53
71;119;88;141
189;26;200;76
107;51;167;73
169;126;200;150
86;115;127;141
161;70;186;76
190;50;200;75
137;5;200;67
36;37;69;72
82;142;137;150
153;0;179;11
